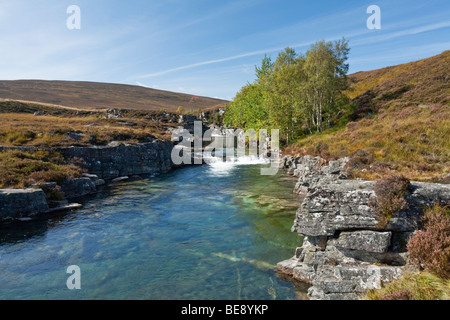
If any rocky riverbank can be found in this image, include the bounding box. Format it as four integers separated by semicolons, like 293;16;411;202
0;112;222;223
277;155;450;300
0;139;175;223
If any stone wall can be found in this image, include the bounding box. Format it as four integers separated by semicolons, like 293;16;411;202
277;155;450;300
58;140;173;181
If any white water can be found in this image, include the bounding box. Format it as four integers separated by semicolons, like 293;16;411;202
206;153;271;176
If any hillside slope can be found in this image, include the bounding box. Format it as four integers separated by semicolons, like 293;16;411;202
0;80;228;112
347;50;449;120
285;50;450;183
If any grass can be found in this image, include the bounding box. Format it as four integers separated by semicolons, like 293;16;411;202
365;271;450;300
0;110;176;147
0;101;185;187
0;150;86;188
284;103;450;182
346;50;449;106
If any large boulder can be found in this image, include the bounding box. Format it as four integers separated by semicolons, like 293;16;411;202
291;180;378;237
60;177;98;199
0;188;49;220
59;140;173;180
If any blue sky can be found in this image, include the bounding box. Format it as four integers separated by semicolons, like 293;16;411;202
0;0;449;100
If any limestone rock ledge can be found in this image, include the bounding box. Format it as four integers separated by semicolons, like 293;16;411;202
0;188;49;220
1;140;175;223
58;140;173;180
277;155;450;300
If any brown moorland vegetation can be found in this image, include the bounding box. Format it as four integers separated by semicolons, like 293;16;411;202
0;108;176;147
0;150;86;188
0;87;225;187
346;50;450;120
366;205;450;300
284;51;450;183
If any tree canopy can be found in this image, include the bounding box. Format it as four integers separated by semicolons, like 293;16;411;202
223;38;351;144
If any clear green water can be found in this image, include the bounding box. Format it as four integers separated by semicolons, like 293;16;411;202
0;162;307;300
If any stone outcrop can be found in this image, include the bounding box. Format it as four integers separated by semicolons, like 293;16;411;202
58;140;173;180
277;155;450;300
1;139;176;223
60;174;105;199
280;155;349;196
0;189;49;220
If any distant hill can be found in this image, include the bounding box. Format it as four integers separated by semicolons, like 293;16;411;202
346;50;450;120
0;80;228;112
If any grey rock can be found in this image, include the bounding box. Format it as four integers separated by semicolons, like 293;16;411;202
278;154;450;300
292;180;378;237
291;179;449;238
0;188;49;220
44;182;57;189
60;177;97;199
325;244;408;266
111;176;129;183
281;155;349;196
333;230;392;253
65;132;86;141
276;257;298;277
391;232;414;253
308;264;403;300
58;140;174;180
293;263;317;283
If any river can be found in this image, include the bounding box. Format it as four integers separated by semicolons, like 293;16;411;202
0;159;308;300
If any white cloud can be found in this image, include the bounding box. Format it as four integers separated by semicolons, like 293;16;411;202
352;21;450;46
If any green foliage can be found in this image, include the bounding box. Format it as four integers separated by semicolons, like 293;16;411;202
224;39;351;144
223;83;268;131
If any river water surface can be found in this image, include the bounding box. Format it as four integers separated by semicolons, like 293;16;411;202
0;159;307;300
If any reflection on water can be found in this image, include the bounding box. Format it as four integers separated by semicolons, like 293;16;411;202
0;161;307;300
